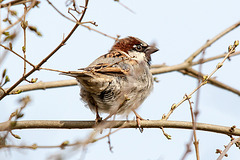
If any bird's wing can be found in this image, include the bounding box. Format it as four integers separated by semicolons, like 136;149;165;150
60;51;131;93
79;51;132;76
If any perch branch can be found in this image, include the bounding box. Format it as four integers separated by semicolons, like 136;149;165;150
0;120;240;136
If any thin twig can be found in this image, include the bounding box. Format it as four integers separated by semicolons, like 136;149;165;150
5;80;77;95
185;21;240;63
151;21;240;76
186;94;200;160
22;4;27;75
162;41;239;120
81;24;118;40
46;0;117;40
179;67;240;96
0;126;123;150
115;1;135;14
192;51;240;65
0;0;89;100
0;0;37;34
160;127;171;140
46;0;76;23
217;137;240;160
151;51;240;69
0;0;33;8
40;67;68;73
0;44;35;67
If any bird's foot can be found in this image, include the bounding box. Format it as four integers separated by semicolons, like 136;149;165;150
132;110;145;133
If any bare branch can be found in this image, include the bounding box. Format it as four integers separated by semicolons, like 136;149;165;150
0;44;35;67
151;51;240;70
186;95;200;160
180;68;240;96
0;0;35;8
0;0;89;100
217;137;240;160
81;24;118;40
46;0;118;40
192;51;240;65
185;21;240;63
162;41;239;120
0;120;240;136
0;0;37;34
8;79;77;94
2;64;239;96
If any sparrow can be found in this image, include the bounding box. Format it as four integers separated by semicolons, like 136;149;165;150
61;36;159;128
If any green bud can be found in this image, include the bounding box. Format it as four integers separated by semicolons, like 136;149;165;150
13;134;21;139
234;40;239;47
217;62;223;69
31;144;38;149
3;32;9;36
22;46;26;53
228;45;232;52
2;69;6;78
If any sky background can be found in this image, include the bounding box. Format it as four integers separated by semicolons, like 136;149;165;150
1;0;240;160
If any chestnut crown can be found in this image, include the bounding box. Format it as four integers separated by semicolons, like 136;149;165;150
111;36;159;63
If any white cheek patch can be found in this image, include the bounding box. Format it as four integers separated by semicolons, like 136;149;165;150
128;51;146;62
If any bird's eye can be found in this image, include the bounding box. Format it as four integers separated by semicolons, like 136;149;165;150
134;44;143;51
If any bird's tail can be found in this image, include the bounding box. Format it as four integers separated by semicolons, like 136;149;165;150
60;71;111;94
60;71;94;78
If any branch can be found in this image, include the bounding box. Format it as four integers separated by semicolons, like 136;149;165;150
217;137;240;160
185;21;240;63
151;51;240;70
0;0;37;34
150;51;240;75
1;21;239;99
186;95;200;160
192;51;240;65
1;120;240;136
0;0;89;100
46;0;118;40
7;79;77;94
179;68;240;96
0;43;35;68
0;0;34;8
2;64;239;96
155;64;240;96
162;41;239;120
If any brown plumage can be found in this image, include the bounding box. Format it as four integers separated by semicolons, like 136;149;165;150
61;36;159;127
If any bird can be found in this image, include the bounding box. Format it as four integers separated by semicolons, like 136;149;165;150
61;36;159;129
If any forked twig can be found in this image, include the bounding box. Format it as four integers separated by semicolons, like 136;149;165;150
0;0;37;34
0;44;35;67
185;21;240;63
186;94;200;160
46;0;118;40
162;40;239;120
217;137;240;160
0;0;90;100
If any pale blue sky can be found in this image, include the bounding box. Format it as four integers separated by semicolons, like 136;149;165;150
1;0;240;160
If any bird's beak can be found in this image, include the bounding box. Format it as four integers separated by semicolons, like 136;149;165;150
146;46;159;55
